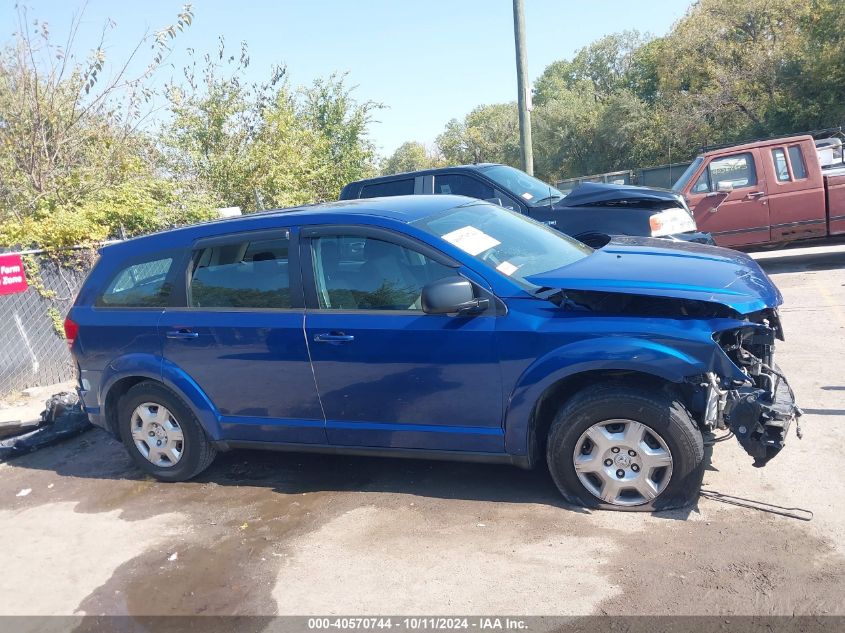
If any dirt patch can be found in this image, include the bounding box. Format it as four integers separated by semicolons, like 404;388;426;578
272;504;620;615
0;502;185;616
597;510;845;615
4;427;845;618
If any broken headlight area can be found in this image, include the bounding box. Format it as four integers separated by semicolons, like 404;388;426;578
700;316;801;467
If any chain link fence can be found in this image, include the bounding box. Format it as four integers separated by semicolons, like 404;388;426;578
0;251;94;398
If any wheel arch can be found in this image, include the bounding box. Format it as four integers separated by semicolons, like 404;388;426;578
503;337;705;465
100;356;221;440
522;369;686;469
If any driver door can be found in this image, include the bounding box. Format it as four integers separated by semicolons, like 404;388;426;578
686;150;771;247
300;225;505;453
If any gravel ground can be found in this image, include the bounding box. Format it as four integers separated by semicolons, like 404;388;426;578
0;244;843;619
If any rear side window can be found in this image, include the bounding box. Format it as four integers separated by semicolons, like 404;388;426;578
190;234;292;309
359;179;414;198
788;145;807;179
97;256;174;307
434;174;494;200
772;149;790;181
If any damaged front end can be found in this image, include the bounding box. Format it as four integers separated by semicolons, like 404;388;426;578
701;311;802;466
547;287;802;467
524;236;801;467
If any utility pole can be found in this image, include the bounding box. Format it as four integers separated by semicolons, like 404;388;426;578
512;0;534;175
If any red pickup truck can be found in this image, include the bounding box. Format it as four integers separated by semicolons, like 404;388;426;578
673;135;845;248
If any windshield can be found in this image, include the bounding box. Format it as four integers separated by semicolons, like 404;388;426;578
479;165;564;206
412;202;592;290
672;156;704;192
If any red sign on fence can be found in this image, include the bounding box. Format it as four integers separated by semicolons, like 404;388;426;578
0;254;28;295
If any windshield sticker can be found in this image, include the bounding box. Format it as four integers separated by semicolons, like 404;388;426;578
521;192;534;200
496;261;518;276
441;226;501;256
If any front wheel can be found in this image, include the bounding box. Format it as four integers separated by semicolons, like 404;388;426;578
546;383;704;511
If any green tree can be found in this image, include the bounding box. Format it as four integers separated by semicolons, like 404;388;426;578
533;31;649;107
381;141;444;174
164;48;380;210
436;103;520;166
656;0;819;140
0;4;214;250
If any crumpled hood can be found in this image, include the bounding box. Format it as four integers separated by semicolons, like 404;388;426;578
556;181;685;209
526;236;782;315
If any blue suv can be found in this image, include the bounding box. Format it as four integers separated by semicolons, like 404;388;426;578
66;196;799;510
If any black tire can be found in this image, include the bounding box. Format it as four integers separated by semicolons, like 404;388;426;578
118;380;216;482
546;382;704;511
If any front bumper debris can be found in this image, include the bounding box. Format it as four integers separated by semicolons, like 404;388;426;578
707;319;801;466
723;370;801;466
666;230;716;245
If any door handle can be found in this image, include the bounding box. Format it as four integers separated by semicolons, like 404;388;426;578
166;329;199;340
313;332;355;343
745;191;766;199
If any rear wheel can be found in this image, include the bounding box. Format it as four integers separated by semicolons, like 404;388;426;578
118;381;216;482
546;383;704;511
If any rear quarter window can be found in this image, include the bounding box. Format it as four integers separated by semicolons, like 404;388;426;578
359;178;415;198
96;256;175;307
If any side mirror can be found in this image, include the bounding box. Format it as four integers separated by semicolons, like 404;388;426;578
422;276;489;316
716;181;734;193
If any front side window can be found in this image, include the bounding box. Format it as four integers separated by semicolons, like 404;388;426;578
478;165;564;206
98;256;174;307
692;169;711;193
190;235;291;309
788;145;807;179
707;152;757;190
772;148;790;181
311;235;453;310
412;202;592;290
433;174;495;201
672;156;704;192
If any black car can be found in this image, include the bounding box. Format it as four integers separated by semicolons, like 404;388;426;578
340;164;713;247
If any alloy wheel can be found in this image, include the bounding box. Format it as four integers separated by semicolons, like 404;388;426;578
130;402;185;467
572;419;673;506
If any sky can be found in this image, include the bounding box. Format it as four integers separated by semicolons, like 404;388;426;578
4;0;695;156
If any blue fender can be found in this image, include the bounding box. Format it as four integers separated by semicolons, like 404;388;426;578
99;353;164;407
99;354;222;440
159;358;222;440
502;336;707;456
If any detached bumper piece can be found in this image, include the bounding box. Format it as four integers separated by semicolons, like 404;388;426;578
666;230;716;246
724;373;801;467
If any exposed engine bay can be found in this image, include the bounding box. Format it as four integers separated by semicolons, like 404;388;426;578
549;289;802;466
708;316;802;466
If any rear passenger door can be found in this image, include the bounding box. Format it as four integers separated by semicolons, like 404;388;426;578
159;228;326;444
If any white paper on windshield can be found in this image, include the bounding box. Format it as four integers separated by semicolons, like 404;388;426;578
521;192;534;200
441;226;501;256
496;261;518;276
